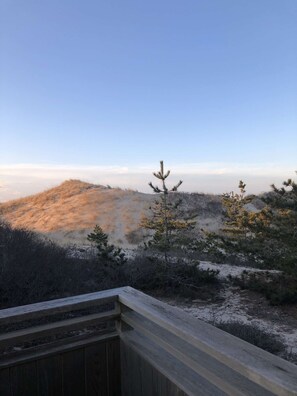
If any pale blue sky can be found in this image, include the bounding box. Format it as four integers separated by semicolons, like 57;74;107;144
0;1;296;199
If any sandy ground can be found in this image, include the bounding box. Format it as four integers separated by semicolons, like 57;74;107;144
160;262;297;356
198;261;282;279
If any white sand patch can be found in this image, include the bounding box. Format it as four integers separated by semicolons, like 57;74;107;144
192;261;292;352
198;261;282;279
162;286;297;355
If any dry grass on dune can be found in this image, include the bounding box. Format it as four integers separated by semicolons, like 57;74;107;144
0;180;102;231
0;179;223;246
0;179;152;245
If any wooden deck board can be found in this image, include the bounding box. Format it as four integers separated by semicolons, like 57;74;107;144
37;355;63;396
0;368;11;396
63;348;86;396
10;361;38;396
85;343;108;396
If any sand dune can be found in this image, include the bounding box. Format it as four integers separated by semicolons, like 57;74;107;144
0;179;223;247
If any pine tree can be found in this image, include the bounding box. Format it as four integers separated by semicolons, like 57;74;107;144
87;225;126;265
221;180;251;237
206;174;297;272
261;174;297;271
140;161;193;263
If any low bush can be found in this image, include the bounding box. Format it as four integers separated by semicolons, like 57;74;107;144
0;221;220;308
0;221;128;308
230;271;297;305
125;254;220;300
126;229;144;245
216;321;285;355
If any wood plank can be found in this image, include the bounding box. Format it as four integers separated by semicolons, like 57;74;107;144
122;311;274;396
125;343;142;396
106;339;121;396
165;378;188;396
120;340;132;396
85;343;108;396
0;287;127;325
151;365;167;396
0;368;11;396
119;287;297;396
120;341;142;396
62;348;86;396
139;358;153;396
0;332;118;369
10;361;38;396
121;331;226;396
0;309;119;349
37;355;63;396
152;365;188;396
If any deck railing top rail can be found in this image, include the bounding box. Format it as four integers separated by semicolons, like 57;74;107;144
0;286;126;325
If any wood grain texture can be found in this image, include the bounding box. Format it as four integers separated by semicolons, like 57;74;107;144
0;310;119;350
0;287;126;325
63;348;86;396
107;339;121;396
1;338;118;396
121;331;226;396
121;336;190;396
10;361;38;396
37;355;63;396
121;310;274;396
120;339;131;396
121;341;142;396
85;343;108;396
151;365;167;396
0;368;11;396
139;358;153;396
0;332;118;369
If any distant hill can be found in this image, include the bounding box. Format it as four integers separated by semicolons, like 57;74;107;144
0;180;223;247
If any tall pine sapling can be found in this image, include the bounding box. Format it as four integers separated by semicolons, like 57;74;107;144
200;181;253;262
141;161;193;263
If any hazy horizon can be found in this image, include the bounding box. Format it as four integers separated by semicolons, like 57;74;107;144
0;162;295;202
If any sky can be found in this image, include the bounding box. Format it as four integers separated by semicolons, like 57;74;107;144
0;0;296;201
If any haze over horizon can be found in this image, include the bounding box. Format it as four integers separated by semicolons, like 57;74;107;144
0;162;296;202
1;1;296;201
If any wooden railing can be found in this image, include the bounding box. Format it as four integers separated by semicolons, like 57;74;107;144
0;286;297;395
0;288;122;396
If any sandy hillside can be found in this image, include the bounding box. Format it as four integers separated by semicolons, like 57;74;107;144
0;179;223;247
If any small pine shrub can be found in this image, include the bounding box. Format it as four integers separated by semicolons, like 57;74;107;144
87;225;126;265
231;272;297;305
